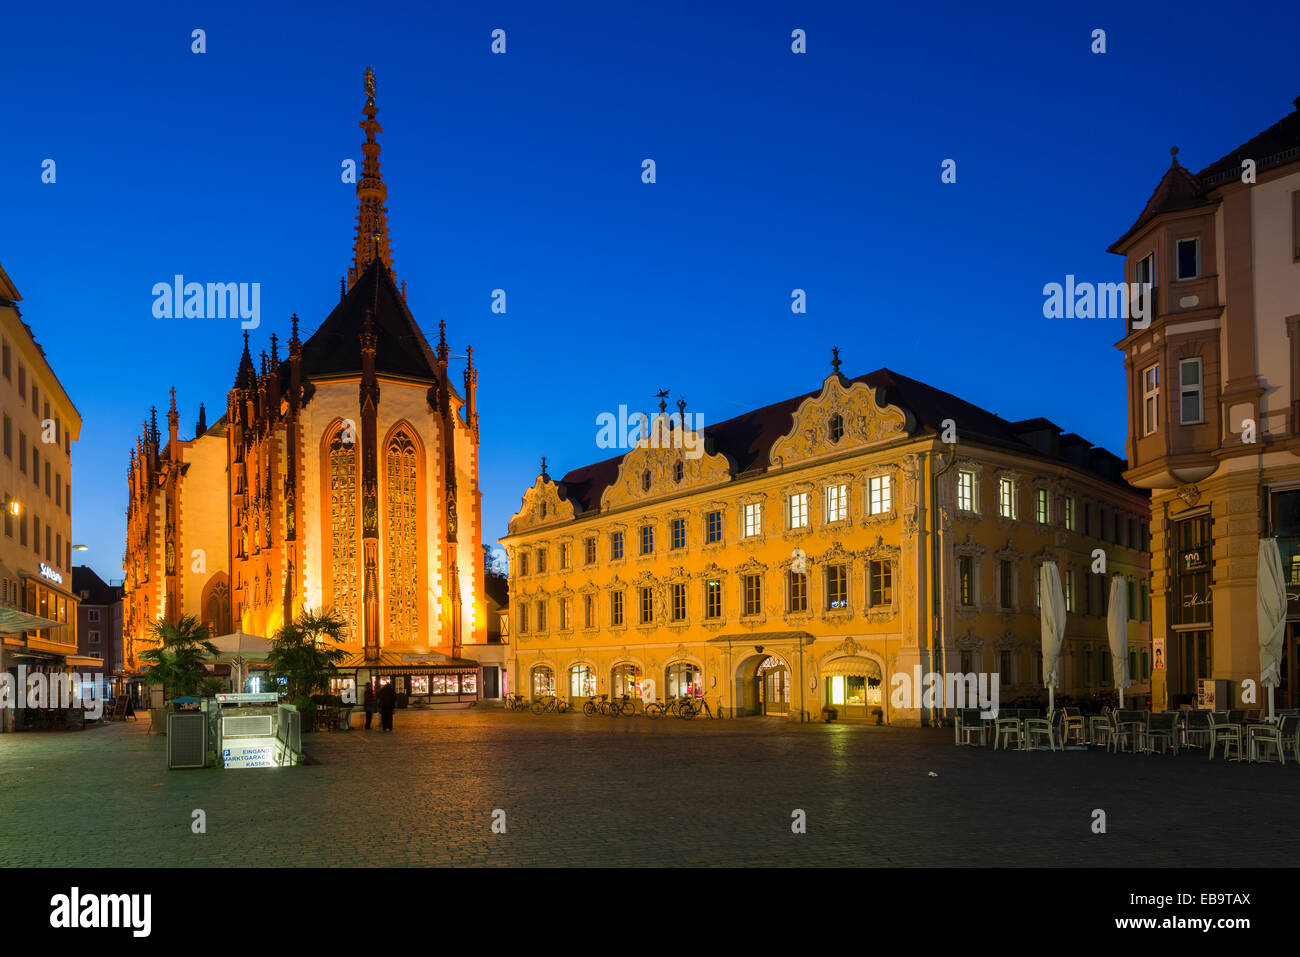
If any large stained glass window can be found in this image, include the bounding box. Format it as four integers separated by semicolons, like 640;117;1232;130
329;432;359;639
386;431;419;643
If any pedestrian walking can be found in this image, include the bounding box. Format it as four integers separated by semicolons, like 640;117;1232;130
364;681;376;730
379;680;396;732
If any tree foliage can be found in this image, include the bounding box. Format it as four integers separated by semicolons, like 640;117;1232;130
139;615;220;701
265;608;348;703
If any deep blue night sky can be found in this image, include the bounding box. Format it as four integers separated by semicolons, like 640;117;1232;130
2;0;1296;578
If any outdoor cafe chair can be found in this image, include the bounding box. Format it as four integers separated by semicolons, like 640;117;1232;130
1141;712;1179;755
1113;710;1145;753
1248;715;1290;764
1208;712;1243;761
994;715;1024;750
1059;707;1086;746
956;709;988;747
1181;710;1212;750
1282;714;1300;763
1088;710;1114;749
1024;716;1058;751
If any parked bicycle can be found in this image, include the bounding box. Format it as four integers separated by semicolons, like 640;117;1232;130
531;695;570;715
681;696;716;720
582;693;637;717
645;696;693;719
504;693;529;711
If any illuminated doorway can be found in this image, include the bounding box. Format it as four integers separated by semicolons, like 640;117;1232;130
756;656;789;715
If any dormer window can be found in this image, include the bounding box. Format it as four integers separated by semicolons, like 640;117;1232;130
828;414;844;443
641;470;651;492
673;461;684;483
1176;238;1200;280
539;502;547;518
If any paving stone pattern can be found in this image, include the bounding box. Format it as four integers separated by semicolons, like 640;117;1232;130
1;710;1297;867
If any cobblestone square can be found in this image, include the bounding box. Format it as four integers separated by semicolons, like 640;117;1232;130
2;710;1298;867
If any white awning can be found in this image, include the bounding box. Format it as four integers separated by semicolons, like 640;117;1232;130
822;656;882;680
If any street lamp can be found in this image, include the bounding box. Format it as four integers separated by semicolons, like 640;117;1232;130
4;495;20;516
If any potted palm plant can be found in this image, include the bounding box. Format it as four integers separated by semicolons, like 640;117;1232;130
265;609;348;732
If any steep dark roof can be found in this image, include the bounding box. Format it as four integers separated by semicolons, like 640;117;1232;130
298;257;439;381
1196;96;1300;185
553;368;1140;516
1110;97;1300;252
1108;155;1209;252
72;566;123;604
484;574;509;608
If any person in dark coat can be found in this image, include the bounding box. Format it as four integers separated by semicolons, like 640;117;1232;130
363;682;377;730
378;681;397;732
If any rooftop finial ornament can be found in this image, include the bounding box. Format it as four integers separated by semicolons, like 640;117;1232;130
831;346;842;375
540;455;548;478
1170;146;1180;165
365;65;376;107
655;387;670;415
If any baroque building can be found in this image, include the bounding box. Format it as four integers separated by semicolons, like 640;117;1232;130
502;357;1153;724
122;70;501;702
1111;95;1300;710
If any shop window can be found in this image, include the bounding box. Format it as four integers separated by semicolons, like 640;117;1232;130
530;667;555;699
665;661;702;700
569;665;596;698
612;663;642;699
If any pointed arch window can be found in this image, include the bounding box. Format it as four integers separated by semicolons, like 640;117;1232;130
204;578;230;636
329;429;359;639
386;430;419;643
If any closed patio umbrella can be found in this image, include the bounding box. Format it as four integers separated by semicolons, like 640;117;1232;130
1107;575;1129;708
1040;562;1066;715
1258;538;1287;722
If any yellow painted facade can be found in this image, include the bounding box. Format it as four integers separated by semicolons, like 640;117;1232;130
502;367;1152;724
0;261;82;680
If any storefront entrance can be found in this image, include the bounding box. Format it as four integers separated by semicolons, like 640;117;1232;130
821;655;884;722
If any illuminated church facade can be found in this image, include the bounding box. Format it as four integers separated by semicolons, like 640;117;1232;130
122;70;499;701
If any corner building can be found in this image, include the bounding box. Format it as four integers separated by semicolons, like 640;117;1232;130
1;262;87;733
122;72;501;702
1111;96;1300;710
502;360;1152;724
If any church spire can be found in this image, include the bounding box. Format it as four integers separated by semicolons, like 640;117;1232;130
348;66;394;289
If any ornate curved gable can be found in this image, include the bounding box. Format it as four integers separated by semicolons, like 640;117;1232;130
508;474;576;534
770;374;913;468
600;415;731;511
